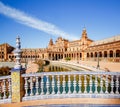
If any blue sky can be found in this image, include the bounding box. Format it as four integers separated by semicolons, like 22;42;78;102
0;0;120;48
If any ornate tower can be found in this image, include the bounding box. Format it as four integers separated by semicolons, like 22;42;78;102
81;28;88;39
13;36;22;70
49;38;53;46
48;38;54;49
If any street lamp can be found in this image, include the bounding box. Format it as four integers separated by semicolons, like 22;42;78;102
97;52;100;69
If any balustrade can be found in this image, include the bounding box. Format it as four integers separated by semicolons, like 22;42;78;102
35;76;39;95
0;76;11;103
52;75;55;94
68;75;71;94
22;71;120;101
0;71;120;103
78;75;81;93
100;75;103;94
62;75;66;94
89;74;92;93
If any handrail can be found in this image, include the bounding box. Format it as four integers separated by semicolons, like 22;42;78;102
22;71;120;77
0;75;11;80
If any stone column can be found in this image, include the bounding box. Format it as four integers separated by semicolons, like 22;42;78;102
93;52;95;61
113;50;116;62
50;54;52;60
11;36;23;103
102;51;104;61
63;53;65;60
107;50;110;62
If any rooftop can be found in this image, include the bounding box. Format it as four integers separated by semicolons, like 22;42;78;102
90;35;120;46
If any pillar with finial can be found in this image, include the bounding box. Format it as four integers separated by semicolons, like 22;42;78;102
11;36;23;103
13;36;22;70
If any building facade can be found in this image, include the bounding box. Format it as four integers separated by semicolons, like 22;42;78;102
1;29;120;62
0;43;14;61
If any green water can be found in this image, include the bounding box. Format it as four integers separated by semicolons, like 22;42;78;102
38;64;84;72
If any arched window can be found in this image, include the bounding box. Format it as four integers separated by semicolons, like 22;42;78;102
87;53;89;57
72;53;73;57
91;53;93;57
99;52;102;57
104;51;107;57
116;50;120;57
80;53;82;58
95;52;97;57
69;54;71;57
110;50;113;57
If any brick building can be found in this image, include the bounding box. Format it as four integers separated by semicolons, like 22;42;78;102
1;29;120;62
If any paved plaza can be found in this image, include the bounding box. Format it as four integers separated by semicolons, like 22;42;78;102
79;61;120;72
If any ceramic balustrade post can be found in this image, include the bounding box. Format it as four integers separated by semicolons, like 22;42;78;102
84;75;87;93
79;75;81;93
100;75;103;94
3;79;6;99
116;75;119;94
46;75;50;95
68;75;71;94
30;77;33;96
24;77;28;97
62;75;66;94
110;75;114;94
52;75;55;94
8;78;11;98
95;75;98;94
41;76;44;95
57;75;60;94
73;75;77;94
35;76;39;95
105;75;108;94
89;75;92;94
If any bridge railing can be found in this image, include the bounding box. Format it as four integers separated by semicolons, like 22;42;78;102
0;75;11;103
22;71;120;101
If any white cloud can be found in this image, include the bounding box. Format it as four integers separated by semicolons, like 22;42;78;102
0;2;78;40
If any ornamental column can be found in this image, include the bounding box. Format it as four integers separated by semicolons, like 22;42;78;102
11;36;24;103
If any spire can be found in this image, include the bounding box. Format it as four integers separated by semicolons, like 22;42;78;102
49;38;53;46
13;36;22;70
81;27;88;39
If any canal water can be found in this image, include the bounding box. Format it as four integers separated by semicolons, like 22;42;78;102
28;64;107;95
39;63;84;72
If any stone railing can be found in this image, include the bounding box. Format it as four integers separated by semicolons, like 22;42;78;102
0;75;11;104
22;71;120;101
57;61;100;71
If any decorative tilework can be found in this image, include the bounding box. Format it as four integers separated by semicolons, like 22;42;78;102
11;72;20;103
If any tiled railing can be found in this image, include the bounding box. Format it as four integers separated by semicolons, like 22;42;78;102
22;71;120;101
0;75;11;104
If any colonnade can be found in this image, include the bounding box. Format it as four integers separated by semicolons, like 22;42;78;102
48;53;63;60
64;52;82;60
86;49;120;62
8;49;120;62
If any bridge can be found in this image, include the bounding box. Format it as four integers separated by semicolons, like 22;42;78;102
0;70;120;106
0;37;120;106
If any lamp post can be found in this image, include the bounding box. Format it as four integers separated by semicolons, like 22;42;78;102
97;52;100;69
